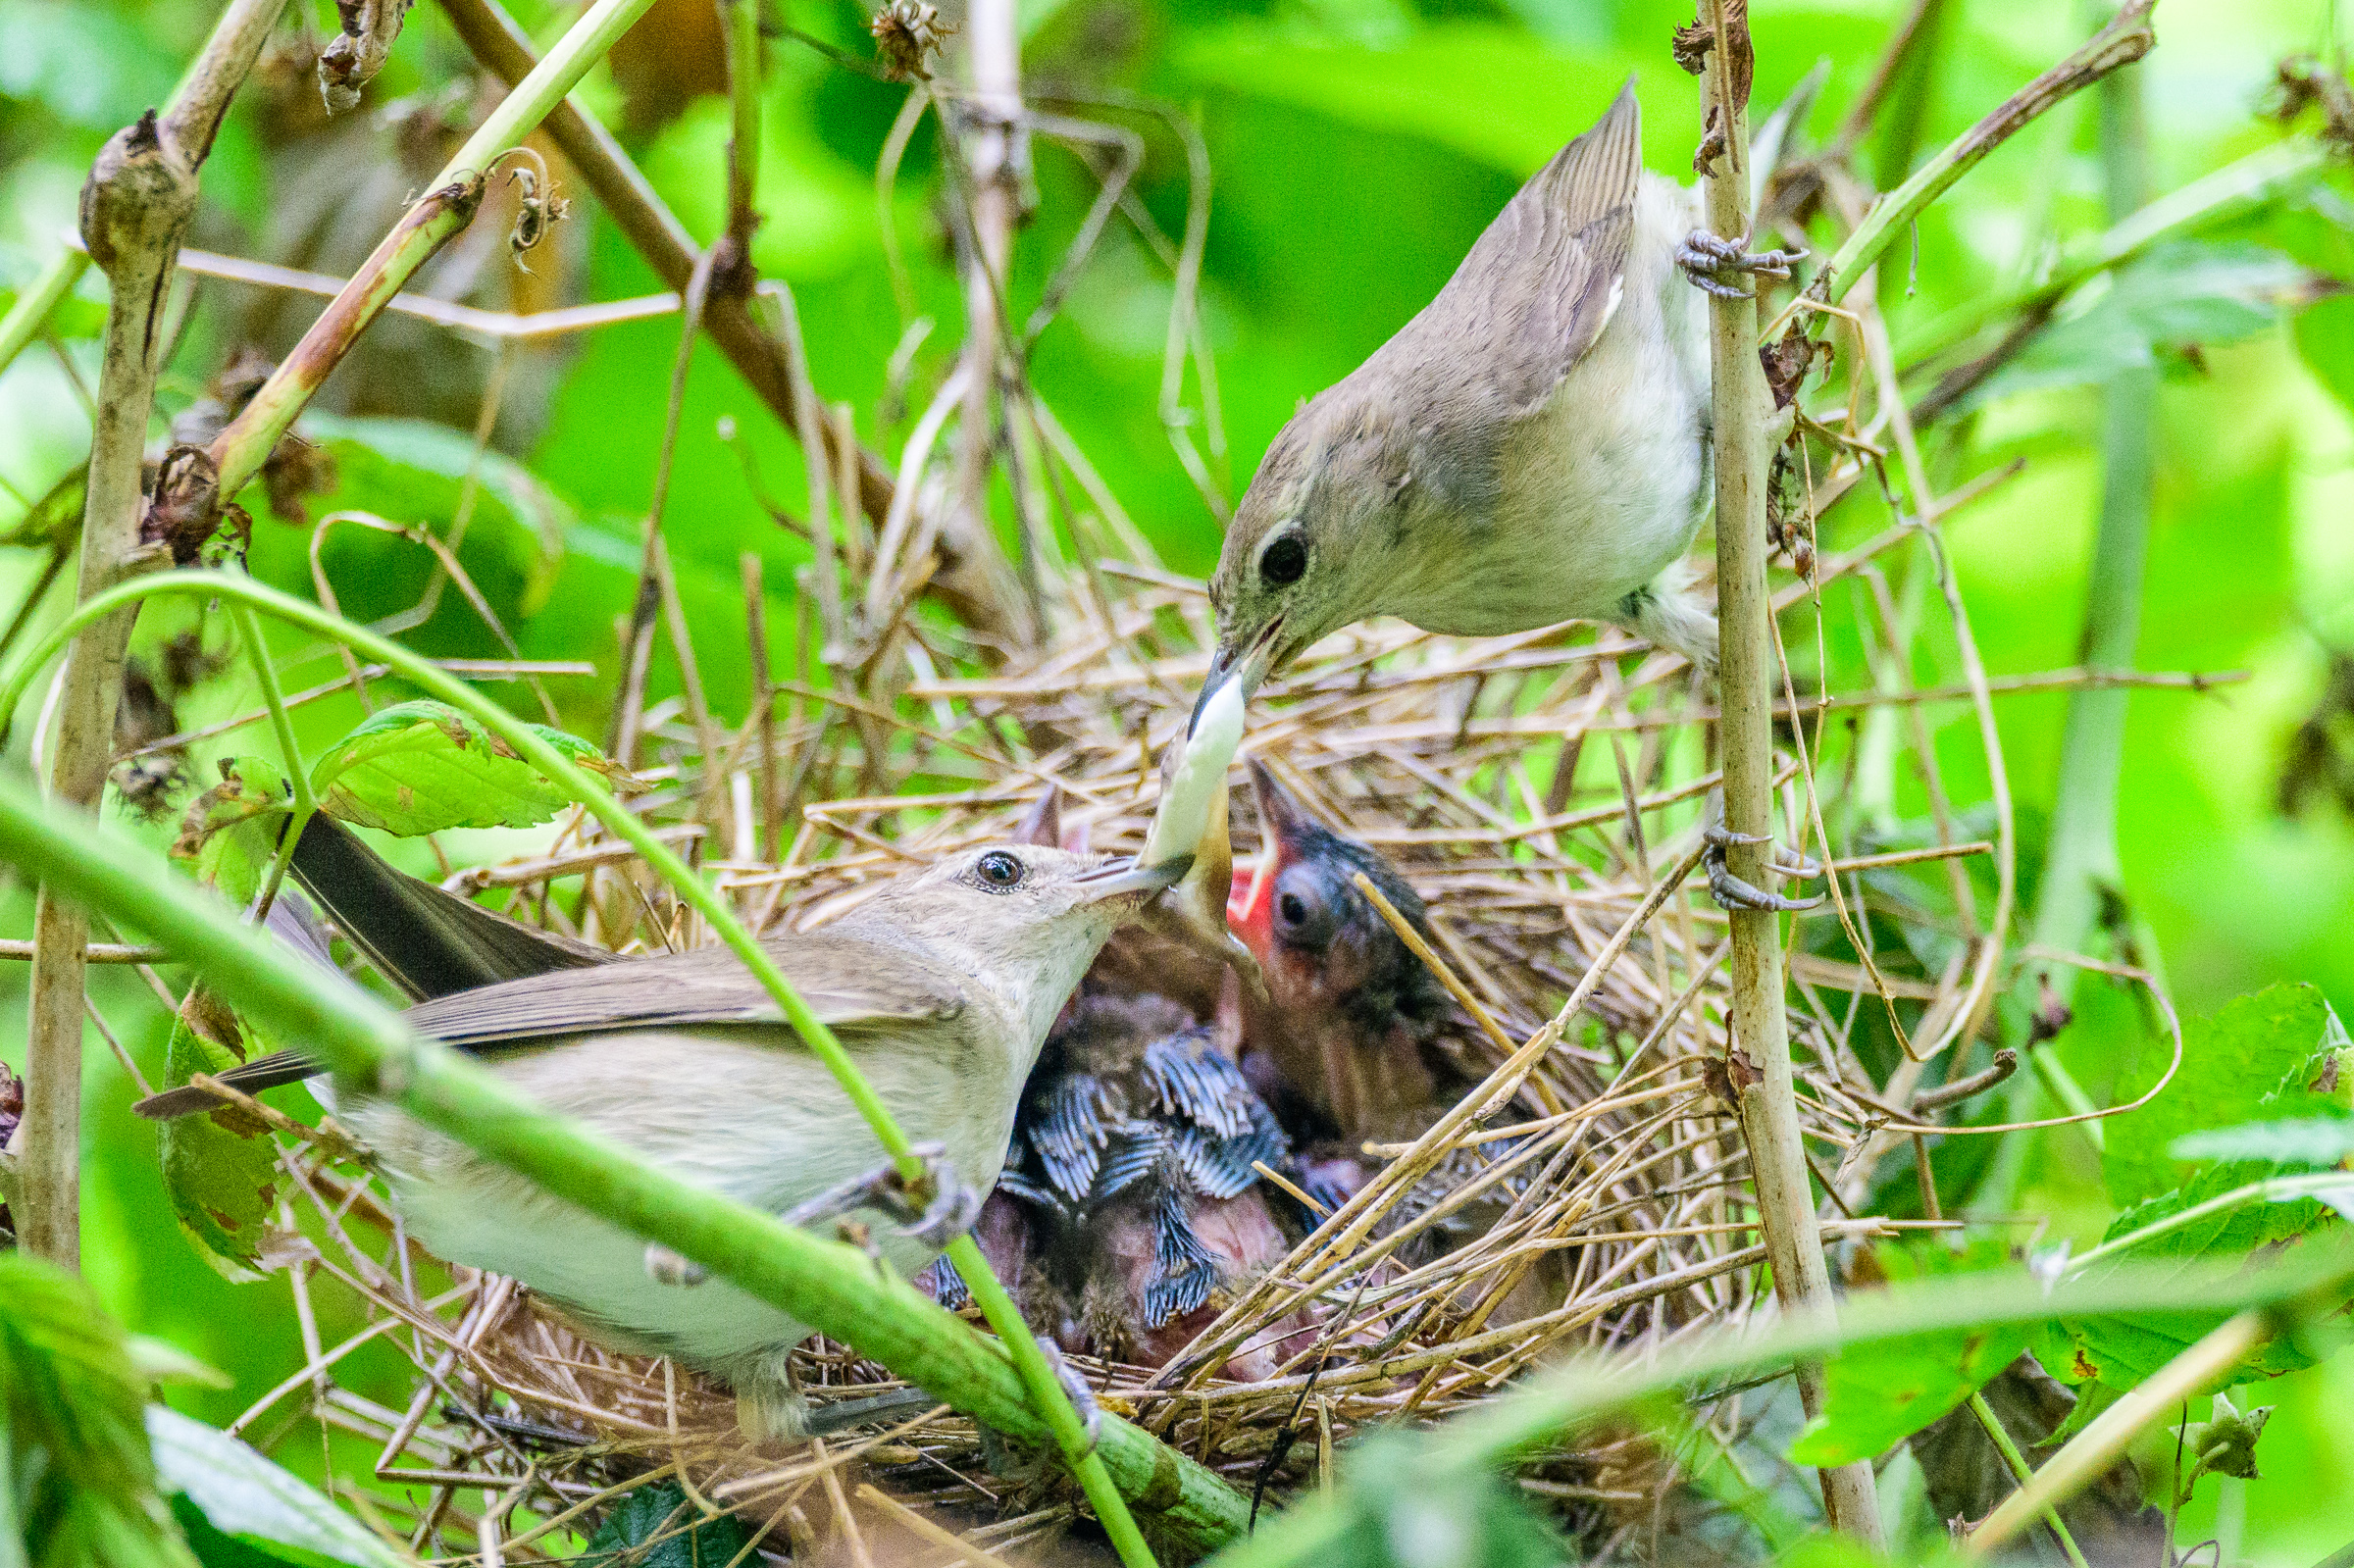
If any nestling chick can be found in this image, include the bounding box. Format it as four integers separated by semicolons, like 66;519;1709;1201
1202;82;1795;706
967;991;1293;1371
1228;762;1453;1203
137;816;1182;1440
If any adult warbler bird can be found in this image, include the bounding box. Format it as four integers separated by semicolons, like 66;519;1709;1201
1201;81;1795;706
139;815;1183;1439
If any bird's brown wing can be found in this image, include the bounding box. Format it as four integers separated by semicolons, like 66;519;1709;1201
1371;79;1642;424
133;931;968;1119
399;929;968;1049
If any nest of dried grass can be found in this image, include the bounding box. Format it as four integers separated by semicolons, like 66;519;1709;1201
231;539;2015;1561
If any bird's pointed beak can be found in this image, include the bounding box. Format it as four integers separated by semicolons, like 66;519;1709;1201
1191;618;1283;736
1245;757;1316;855
1074;854;1192;904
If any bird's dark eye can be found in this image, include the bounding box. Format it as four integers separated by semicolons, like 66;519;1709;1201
1258;533;1307;588
1271;868;1337;948
975;850;1026;889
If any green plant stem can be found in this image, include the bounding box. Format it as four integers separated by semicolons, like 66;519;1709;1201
20;0;291;1267
0;571;1161;1558
0;768;1248;1557
1896;138;2325;368
1206;1241;2354;1568
1990;15;2161;1186
722;0;760;248
1968;1391;2092;1568
209;0;665;502
1968;1310;2274;1557
1695;0;1882;1542
1806;0;2156;312
0;251;91;380
228;601;318;923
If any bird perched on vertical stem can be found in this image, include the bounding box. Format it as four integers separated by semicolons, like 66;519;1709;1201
1200;80;1800;701
136;814;1185;1440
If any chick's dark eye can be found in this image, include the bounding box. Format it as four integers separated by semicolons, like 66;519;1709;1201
1259;533;1307;588
1270;868;1337;948
975;850;1025;889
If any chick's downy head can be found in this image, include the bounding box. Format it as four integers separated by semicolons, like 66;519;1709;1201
1226;761;1448;1041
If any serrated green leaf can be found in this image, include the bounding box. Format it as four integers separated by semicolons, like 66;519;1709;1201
581;1480;751;1568
2103;982;2351;1207
157;987;286;1285
2036;986;2353;1394
1787;1239;2028;1467
149;1407;410;1568
309;699;633;835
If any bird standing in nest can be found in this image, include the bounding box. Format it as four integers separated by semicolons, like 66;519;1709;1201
137;814;1183;1441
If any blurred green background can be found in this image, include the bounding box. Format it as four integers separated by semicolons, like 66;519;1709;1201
3;0;2351;1556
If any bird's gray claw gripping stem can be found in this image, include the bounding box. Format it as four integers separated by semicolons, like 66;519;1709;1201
779;1139;984;1250
1678;228;1808;299
1703;824;1826;913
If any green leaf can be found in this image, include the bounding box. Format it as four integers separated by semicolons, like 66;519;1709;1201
0;1252;157;1498
148;1407;410;1568
277;414;576;620
2171;1390;2275;1492
157;987;288;1285
171;756;292;908
1787;1239;2028;1467
2171;1114;2354;1165
1977;242;2328;404
2102;982;2352;1208
581;1480;751;1568
309;699;634;835
159;755;294;1281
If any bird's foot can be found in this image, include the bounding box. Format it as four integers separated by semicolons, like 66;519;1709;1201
1679;228;1807;299
1042;1341;1102;1455
1702;823;1824;912
780;1141;984;1249
643;1243;706;1287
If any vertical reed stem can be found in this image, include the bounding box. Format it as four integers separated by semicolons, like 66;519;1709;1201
1696;0;1883;1538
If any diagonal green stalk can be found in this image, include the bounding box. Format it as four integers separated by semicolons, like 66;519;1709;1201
0;571;1157;1556
1895;138;2324;369
0;252;91;381
0;767;1248;1557
1798;0;2156;315
1969;1391;2092;1568
1204;1240;2354;1568
229;601;319;924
